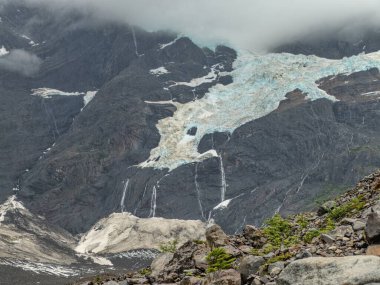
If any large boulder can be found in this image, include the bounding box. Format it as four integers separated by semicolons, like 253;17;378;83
277;256;380;285
366;211;380;244
237;255;265;281
206;225;229;248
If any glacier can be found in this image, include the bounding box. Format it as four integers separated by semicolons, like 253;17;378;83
140;51;380;171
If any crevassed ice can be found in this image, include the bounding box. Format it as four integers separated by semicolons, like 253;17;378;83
140;51;380;171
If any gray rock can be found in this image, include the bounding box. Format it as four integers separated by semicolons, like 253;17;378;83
238;255;265;281
329;225;353;238
366;212;380;244
277;256;380;285
206;224;229;248
317;201;336;216
242;225;260;240
203;269;241;285
353;220;366;231
180;276;203;285
321;234;335;244
268;261;285;277
104;282;119;285
151;253;174;277
295;249;312;259
341;218;356;225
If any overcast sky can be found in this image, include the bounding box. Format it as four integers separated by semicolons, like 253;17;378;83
8;0;380;51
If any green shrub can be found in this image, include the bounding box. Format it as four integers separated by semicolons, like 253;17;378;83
296;214;309;229
303;229;321;243
321;218;335;233
262;214;299;248
206;248;236;273
266;252;294;264
328;196;366;221
159;239;178;253
139;268;152;276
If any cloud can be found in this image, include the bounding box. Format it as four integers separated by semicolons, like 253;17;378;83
6;0;380;51
0;49;42;76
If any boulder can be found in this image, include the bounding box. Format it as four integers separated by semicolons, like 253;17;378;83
202;269;241;285
151;253;174;277
268;261;285;277
317;201;336;216
295;249;312;259
206;225;229;248
320;234;335;244
180;276;203;285
242;225;261;240
329;225;353;238
277;256;380;285
366;211;380;244
194;252;208;271
237;255;265;281
353;220;366;231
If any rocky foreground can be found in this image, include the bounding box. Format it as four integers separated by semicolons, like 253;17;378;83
74;170;380;285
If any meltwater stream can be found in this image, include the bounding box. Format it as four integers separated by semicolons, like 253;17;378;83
140;50;380;172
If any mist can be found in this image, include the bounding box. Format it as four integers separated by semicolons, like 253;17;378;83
0;49;42;76
6;0;380;51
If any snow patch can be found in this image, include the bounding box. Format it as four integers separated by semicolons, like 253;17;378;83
0;45;9;57
31;88;84;98
159;38;179;49
213;199;232;210
139;51;380;171
0;259;87;277
0;195;26;223
168;64;219;88
83;91;97;107
361;91;380;96
31;88;97;108
150;66;170;76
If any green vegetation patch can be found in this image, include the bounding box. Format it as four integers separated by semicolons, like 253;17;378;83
159;239;178;253
206;248;236;273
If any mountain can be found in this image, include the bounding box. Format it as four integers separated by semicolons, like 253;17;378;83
1;1;380;283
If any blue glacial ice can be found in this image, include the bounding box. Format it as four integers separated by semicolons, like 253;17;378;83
140;51;380;171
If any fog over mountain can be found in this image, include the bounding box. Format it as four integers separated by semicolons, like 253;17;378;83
3;0;380;51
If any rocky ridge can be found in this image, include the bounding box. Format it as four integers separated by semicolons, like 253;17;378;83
73;170;380;285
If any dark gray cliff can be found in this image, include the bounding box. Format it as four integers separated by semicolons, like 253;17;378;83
1;2;380;235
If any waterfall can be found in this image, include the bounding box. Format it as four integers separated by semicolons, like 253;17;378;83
120;179;129;213
219;154;227;202
131;26;139;56
133;183;148;215
194;163;205;220
149;186;157;218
